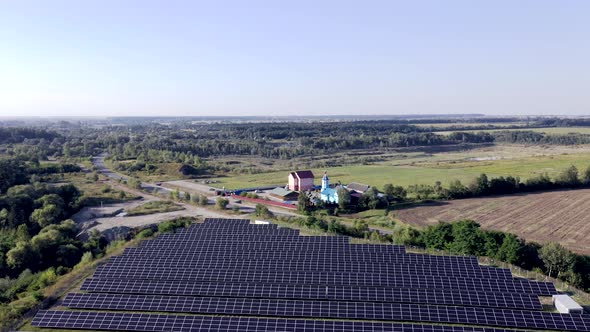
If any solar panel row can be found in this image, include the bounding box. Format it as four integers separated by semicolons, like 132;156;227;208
31;310;529;332
146;236;343;241
91;266;557;295
178;226;293;233
203;218;252;224
122;248;478;265
146;236;349;244
137;242;405;252
62;292;590;332
104;258;512;279
80;278;543;310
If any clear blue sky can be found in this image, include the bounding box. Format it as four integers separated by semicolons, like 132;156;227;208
1;0;589;117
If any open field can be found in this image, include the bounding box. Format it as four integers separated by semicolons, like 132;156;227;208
126;200;184;216
415;122;528;128
395;189;590;255
435;127;590;135
214;151;590;190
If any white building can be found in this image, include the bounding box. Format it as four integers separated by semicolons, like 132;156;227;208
552;295;583;314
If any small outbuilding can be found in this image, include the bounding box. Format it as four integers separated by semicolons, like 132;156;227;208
269;187;299;201
552;295;583;314
346;182;371;194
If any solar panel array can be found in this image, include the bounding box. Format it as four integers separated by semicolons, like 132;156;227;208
33;218;585;332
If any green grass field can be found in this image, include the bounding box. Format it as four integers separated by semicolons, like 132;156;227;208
415;122;528;128
435;127;590;135
214;153;590;190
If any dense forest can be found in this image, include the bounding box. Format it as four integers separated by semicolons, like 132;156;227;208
4;118;590;166
0;159;109;305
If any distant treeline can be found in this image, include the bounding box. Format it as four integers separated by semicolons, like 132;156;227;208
493;130;590;145
3;119;590;162
0;128;61;144
103;123;497;161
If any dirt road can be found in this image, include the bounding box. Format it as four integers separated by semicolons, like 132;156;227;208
77;158;234;235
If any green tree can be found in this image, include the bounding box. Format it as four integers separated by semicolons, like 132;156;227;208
481;231;504;258
582;165;590;185
361;187;382;209
298;192;311;213
383;184;407;201
447;179;470;198
539;242;575;278
16;224;30;242
31;229;64;257
36;194;65;210
420;222;453;250
198;195;208;206
469;174;489;196
383;183;395;201
433;181;447;198
556;165;580;187
496;233;523;264
0;208;9;227
448;220;482;255
30;204;62;228
337;187;351;209
255;204;273;218
6;241;37;270
391;224;422;246
216;197;229;210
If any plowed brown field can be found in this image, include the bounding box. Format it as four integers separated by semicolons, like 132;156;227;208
396;189;590;255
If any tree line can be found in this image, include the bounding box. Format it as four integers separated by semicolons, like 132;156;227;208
411;165;589;201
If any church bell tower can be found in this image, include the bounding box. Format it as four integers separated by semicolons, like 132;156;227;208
321;171;330;191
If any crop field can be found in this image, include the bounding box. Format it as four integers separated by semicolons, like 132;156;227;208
395;189;590;255
435;126;590;135
214;152;590;190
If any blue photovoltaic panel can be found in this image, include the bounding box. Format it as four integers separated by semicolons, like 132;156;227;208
61;292;590;331
31;310;533;332
91;265;556;295
30;218;568;332
105;257;512;279
121;248;478;266
80;278;543;310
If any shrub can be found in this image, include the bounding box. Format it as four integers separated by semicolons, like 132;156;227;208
136;229;154;239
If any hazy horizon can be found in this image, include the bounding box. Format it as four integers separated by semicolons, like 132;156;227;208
1;0;589;117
